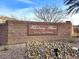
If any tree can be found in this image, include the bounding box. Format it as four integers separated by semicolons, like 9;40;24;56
64;0;79;14
0;16;18;23
34;6;66;22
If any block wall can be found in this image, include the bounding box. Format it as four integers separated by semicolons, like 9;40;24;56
6;20;73;44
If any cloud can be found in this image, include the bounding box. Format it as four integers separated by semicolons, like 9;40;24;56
12;8;36;21
0;7;37;21
70;14;79;25
62;14;79;25
0;6;79;25
17;0;34;4
0;7;12;16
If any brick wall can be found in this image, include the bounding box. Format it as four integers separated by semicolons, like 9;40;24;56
0;23;8;44
7;20;73;44
0;20;73;44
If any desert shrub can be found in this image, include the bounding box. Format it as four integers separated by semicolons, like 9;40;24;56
1;47;8;51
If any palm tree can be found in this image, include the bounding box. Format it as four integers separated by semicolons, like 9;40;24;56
64;0;79;14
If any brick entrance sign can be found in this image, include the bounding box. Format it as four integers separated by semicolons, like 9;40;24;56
0;20;73;44
28;23;57;35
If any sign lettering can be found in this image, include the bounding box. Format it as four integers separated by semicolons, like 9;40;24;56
28;24;58;35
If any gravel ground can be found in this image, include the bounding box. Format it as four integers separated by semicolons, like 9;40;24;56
0;40;79;59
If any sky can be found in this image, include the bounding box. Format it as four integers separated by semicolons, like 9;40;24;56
0;0;79;25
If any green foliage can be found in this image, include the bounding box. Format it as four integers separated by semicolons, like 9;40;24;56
64;0;79;14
